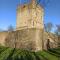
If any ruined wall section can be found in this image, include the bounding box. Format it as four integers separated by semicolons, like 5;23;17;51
0;30;59;51
5;28;43;51
43;32;58;50
0;32;8;46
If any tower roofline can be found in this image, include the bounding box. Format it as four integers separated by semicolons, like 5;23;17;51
17;0;44;11
17;4;44;12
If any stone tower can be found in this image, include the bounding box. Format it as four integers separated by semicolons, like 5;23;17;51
16;0;44;51
16;0;44;30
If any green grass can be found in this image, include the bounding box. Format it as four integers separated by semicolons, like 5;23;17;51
0;46;60;60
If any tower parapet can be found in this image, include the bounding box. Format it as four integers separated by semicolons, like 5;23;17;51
16;0;44;30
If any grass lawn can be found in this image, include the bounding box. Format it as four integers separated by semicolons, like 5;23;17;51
0;46;60;60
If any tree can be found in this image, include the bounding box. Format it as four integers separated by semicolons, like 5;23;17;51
0;29;3;32
44;22;53;33
54;25;60;47
55;25;60;36
8;25;14;31
44;22;53;49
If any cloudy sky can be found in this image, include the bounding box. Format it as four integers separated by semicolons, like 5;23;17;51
0;0;60;30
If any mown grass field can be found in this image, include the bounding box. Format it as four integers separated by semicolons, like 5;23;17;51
0;46;60;60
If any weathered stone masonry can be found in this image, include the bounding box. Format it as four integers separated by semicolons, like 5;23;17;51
0;0;59;52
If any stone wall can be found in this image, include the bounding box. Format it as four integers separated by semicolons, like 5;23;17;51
43;32;58;50
0;28;59;51
5;28;43;51
0;31;8;46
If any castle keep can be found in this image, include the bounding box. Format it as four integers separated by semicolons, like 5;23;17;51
0;0;59;51
16;0;44;51
16;0;44;30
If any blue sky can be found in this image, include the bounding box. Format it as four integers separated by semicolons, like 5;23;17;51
0;0;60;30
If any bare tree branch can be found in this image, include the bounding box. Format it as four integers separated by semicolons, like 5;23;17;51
55;24;60;36
7;25;14;31
44;22;53;32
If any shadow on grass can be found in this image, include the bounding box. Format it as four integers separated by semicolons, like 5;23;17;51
39;54;48;60
33;52;41;60
47;49;60;57
34;51;48;60
6;48;15;60
43;49;60;60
